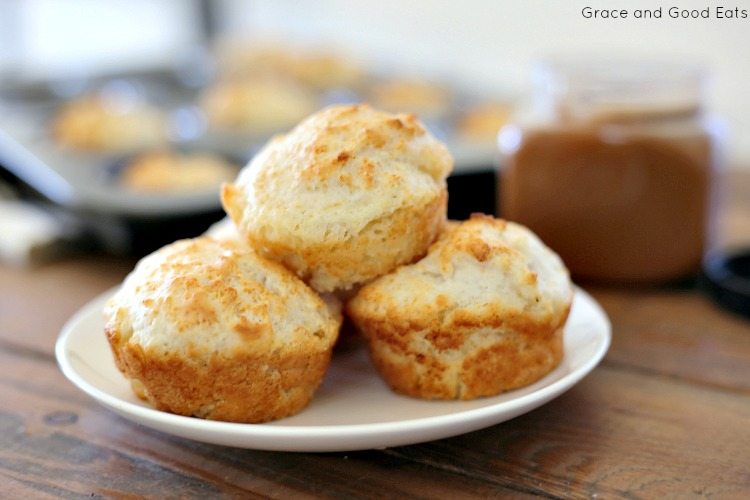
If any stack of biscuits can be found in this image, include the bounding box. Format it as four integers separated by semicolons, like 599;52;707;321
104;104;572;423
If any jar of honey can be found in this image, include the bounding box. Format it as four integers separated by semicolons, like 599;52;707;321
498;59;723;284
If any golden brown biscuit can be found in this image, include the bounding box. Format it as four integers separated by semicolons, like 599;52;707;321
287;51;364;90
200;77;317;135
52;95;165;152
222;104;453;293
214;40;298;80
120;151;237;192
367;79;451;117
214;40;363;90
346;214;572;400
104;236;341;423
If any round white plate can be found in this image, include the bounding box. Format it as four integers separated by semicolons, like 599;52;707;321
56;287;610;452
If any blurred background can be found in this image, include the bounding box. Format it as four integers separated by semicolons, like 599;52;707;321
3;0;749;157
0;0;748;279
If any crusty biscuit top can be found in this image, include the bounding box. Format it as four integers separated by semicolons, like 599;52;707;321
223;104;453;244
348;214;572;331
105;237;340;358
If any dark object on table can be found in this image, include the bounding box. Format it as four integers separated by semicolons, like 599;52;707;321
702;249;750;319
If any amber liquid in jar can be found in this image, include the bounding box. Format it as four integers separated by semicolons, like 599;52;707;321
499;61;720;284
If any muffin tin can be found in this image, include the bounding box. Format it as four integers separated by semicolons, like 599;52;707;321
0;71;223;217
0;64;508;220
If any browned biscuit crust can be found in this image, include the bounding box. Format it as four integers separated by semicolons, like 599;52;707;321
106;328;332;422
355;311;566;400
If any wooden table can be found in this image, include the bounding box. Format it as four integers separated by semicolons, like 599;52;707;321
2;173;749;499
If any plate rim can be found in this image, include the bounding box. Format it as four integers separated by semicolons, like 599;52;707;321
55;286;611;449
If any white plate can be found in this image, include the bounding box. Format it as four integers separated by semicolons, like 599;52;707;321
56;287;610;452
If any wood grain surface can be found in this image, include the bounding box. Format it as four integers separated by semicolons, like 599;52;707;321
1;173;749;499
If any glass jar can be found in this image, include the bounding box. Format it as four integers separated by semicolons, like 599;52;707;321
498;59;723;284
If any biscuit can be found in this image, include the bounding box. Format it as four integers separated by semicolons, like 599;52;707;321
222;104;453;292
52;95;165;152
367;79;451;118
104;237;341;423
120;151;237;192
288;51;364;90
346;214;572;400
214;41;297;80
200;77;317;135
214;40;363;90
